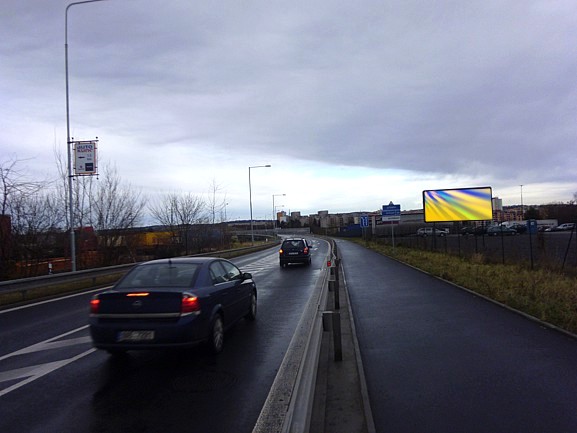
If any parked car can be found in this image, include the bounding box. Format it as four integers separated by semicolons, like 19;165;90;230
472;225;488;236
487;225;517;236
508;223;527;234
279;238;312;267
553;223;575;231
460;226;476;236
417;227;449;237
89;257;257;355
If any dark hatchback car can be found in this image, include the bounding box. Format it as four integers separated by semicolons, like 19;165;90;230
89;257;257;355
279;238;312;267
460;225;487;236
487;225;517;236
509;223;527;234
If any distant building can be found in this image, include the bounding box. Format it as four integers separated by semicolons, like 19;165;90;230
492;197;503;211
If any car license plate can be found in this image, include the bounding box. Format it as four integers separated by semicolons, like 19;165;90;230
117;330;155;342
288;252;299;255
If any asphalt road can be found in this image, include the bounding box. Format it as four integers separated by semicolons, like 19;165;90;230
337;238;577;433
0;238;329;433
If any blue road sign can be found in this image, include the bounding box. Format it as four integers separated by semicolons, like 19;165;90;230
382;203;401;221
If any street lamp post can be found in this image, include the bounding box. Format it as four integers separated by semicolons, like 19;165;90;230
520;184;524;221
65;0;108;272
249;165;271;244
272;193;286;230
275;205;285;227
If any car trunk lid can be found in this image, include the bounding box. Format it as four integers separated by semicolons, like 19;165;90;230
96;290;183;316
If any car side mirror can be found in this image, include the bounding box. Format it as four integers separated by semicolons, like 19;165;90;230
242;272;253;280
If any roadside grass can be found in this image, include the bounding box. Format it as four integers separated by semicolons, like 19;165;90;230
352;239;577;335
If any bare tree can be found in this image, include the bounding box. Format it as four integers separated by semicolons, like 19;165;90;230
207;179;227;225
92;164;147;265
53;145;96;233
0;157;48;279
53;146;101;268
0;157;47;215
206;179;230;249
149;192;205;255
10;191;66;276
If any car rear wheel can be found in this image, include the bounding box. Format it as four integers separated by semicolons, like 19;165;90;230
245;292;257;321
209;315;224;354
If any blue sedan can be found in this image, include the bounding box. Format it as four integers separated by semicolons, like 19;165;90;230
89;257;257;355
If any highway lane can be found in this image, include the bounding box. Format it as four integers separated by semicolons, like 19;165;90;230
0;238;329;433
337;239;577;433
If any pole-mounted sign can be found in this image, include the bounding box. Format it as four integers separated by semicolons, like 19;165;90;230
73;139;98;176
382;202;401;222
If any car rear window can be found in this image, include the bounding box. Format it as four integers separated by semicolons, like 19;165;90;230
117;263;200;289
282;240;304;249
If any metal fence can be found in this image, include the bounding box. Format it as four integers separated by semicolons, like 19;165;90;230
371;231;577;274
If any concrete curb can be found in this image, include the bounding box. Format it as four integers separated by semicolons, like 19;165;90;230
340;260;377;433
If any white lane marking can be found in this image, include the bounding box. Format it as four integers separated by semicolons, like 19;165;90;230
5;336;92;357
0;286;110;314
0;348;96;398
240;255;278;275
0;325;90;362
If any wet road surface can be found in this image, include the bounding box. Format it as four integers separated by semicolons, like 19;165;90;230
338;239;577;433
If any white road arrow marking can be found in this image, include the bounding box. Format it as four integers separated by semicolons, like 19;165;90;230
0;348;96;398
0;325;97;398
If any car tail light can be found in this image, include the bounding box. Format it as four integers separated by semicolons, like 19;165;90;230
303;247;309;254
279;248;284;255
90;296;100;314
181;294;200;315
126;292;150;297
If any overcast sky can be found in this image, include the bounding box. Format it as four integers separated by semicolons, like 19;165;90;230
2;0;576;222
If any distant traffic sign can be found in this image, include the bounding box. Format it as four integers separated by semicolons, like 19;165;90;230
382;203;401;222
360;215;369;228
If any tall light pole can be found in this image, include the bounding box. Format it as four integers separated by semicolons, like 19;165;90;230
520;184;524;221
65;0;108;272
249;164;271;244
272;193;286;230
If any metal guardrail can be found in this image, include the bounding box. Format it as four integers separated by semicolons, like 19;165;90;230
253;237;338;433
0;242;281;305
0;263;135;306
0;263;133;293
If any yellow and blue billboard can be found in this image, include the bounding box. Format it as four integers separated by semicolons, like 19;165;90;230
423;187;493;222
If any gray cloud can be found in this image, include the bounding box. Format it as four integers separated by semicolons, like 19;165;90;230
1;0;576;217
